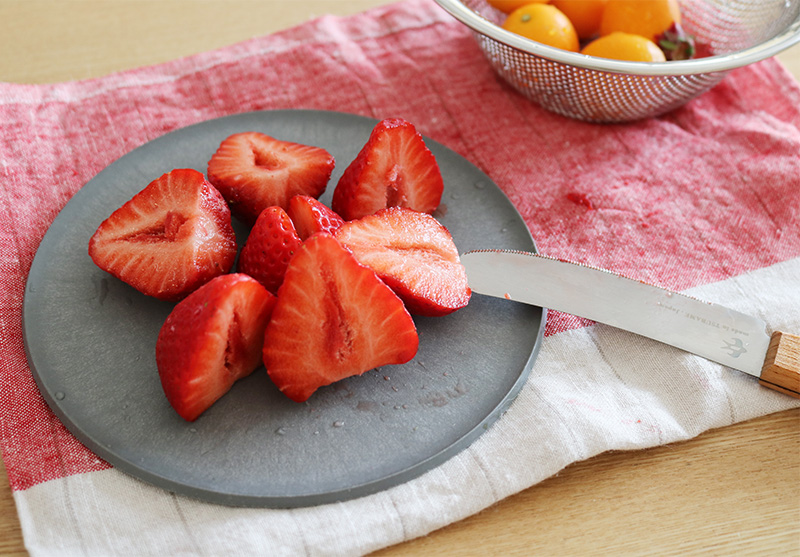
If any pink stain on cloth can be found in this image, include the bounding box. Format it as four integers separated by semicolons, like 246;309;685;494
0;0;799;555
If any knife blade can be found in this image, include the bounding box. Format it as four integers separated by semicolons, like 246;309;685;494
460;249;799;398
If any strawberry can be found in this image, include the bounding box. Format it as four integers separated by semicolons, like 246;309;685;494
335;207;471;316
263;233;419;402
156;273;277;421
207;131;335;224
286;194;345;240
88;168;237;302
331;118;444;221
237;206;302;295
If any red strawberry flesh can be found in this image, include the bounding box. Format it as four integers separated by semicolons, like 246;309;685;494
331;118;443;221
207;131;335;224
335;207;471;316
156;273;277;421
238;206;303;295
88;168;237;301
263;233;419;402
287;194;345;240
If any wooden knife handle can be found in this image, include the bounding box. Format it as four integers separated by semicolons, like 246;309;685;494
759;332;800;398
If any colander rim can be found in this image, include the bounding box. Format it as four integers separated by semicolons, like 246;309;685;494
434;0;800;76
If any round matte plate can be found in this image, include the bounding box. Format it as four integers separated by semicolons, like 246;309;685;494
23;110;544;508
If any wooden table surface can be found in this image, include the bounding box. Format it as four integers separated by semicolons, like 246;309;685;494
1;1;798;555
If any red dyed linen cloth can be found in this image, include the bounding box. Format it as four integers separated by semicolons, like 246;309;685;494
1;0;798;554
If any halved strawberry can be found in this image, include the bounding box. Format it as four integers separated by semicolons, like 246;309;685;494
88;168;237;301
287;194;345;240
335;207;471;316
156;273;277;422
238;206;302;295
263;233;419;403
207;131;335;224
331;118;444;221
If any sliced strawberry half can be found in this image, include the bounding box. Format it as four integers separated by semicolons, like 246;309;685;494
331;118;444;221
88;168;237;301
263;233;419;403
238;206;302;295
207;131;335;224
287;194;345;240
335;207;471;316
156;273;277;421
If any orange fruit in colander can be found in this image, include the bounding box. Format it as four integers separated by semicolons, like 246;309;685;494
501;4;580;52
600;0;681;42
581;31;667;61
487;0;550;14
551;0;608;40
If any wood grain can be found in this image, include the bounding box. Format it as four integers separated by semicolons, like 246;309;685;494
1;2;799;555
375;410;800;556
0;0;395;84
0;459;25;557
760;332;800;398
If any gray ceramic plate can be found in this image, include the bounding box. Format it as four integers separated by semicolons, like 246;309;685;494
23;110;544;507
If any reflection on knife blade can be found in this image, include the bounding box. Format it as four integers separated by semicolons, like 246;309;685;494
460;249;800;398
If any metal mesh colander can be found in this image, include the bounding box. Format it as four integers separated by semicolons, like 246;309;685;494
434;0;800;122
